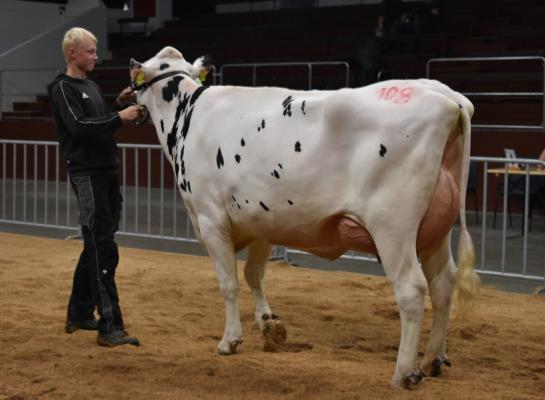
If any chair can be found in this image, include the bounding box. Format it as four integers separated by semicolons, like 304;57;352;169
492;149;543;232
466;161;479;223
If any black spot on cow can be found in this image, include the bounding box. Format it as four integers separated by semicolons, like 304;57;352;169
181;108;194;139
282;96;294;117
180;92;190;113
241;138;246;147
181;161;185;175
190;86;209;106
301;100;306;115
175;161;179;179
458;103;463;109
379;144;387;157
216;147;224;169
278;163;283;169
273;170;280;179
245;199;249;204
167;96;185;157
180;179;187;192
288;200;293;205
295;141;302;152
160;120;164;133
160;63;170;70
258;127;261;132
162;76;184;103
237;203;241;210
259;201;270;211
187;181;191;193
232;195;237;202
235;154;241;163
261;119;265;128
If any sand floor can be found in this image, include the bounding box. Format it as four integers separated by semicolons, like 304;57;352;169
1;232;544;399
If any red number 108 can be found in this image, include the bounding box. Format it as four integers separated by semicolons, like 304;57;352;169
376;86;413;104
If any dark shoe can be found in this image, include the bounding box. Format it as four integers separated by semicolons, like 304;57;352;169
97;330;140;347
65;319;98;334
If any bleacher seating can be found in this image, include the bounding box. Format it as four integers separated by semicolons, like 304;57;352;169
1;0;544;127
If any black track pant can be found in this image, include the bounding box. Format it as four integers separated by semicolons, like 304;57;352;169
67;174;124;334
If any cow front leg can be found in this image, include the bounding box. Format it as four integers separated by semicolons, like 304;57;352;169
420;234;456;377
244;241;287;350
199;218;242;355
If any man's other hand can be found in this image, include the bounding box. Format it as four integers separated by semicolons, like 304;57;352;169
116;86;135;108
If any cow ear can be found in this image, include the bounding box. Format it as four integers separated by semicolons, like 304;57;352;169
156;46;184;60
192;55;212;82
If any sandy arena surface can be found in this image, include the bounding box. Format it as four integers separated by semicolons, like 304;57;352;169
1;232;544;399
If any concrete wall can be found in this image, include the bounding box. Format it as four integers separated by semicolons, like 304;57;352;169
0;0;110;112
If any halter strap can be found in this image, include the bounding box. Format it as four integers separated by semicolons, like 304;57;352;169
130;70;189;91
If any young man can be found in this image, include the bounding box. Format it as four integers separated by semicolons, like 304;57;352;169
47;27;141;347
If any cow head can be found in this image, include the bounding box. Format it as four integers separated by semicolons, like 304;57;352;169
129;46;211;101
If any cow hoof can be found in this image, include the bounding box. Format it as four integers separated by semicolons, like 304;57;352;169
430;356;452;377
401;368;424;389
217;339;243;355
262;317;287;352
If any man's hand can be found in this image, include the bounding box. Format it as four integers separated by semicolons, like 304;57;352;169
116;86;135;108
118;105;144;123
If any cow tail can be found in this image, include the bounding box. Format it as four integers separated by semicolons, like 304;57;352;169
455;105;480;319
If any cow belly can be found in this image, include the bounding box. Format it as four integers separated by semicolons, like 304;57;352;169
336;167;459;258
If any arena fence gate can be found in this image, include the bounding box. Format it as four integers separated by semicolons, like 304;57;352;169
1;140;544;285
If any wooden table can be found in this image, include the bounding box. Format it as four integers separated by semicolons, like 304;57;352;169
487;167;545;176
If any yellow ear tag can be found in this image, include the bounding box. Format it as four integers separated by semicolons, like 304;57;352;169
199;69;208;82
135;71;145;86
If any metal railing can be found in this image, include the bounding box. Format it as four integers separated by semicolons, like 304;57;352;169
219;61;350;89
0;65;219;118
92;64;220;96
0;140;197;242
471;156;545;280
426;56;545;130
1;140;544;285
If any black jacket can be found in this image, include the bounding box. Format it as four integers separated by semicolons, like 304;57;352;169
47;73;122;176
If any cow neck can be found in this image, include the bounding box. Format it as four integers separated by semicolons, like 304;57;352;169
159;77;209;164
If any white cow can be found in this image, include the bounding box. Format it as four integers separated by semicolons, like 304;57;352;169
129;47;480;388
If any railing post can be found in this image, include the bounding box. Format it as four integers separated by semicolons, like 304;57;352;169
0;70;3;119
542;57;545;129
426;56;545;131
522;165;530;275
480;161;488;271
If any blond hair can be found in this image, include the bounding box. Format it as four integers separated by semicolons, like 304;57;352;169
62;27;97;61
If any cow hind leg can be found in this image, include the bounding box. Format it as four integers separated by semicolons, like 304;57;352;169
244;241;287;351
374;235;427;389
198;217;242;355
419;232;456;377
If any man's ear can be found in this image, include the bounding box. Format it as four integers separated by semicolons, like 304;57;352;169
67;47;76;61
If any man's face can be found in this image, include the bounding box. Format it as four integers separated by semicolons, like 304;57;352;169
69;36;97;73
